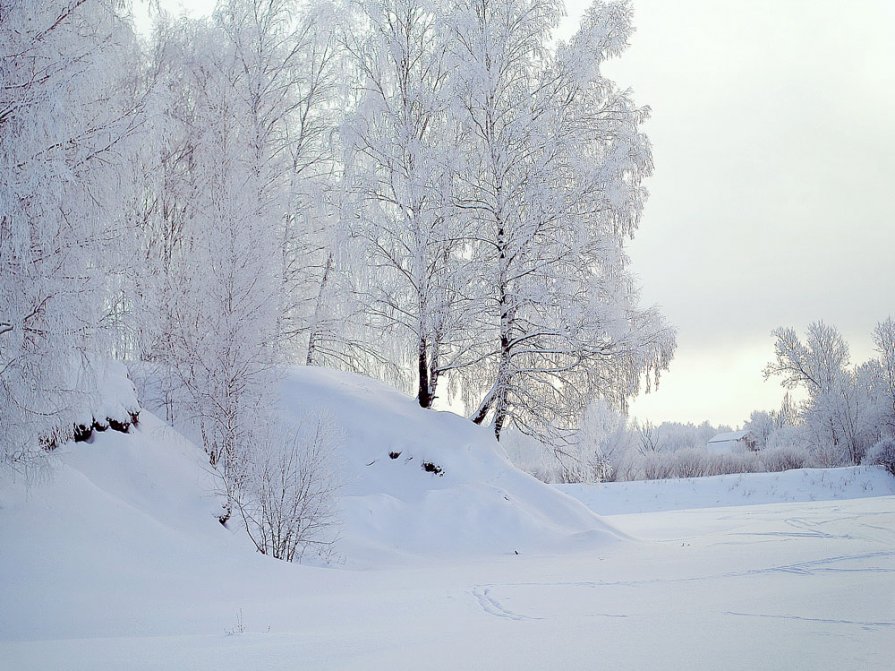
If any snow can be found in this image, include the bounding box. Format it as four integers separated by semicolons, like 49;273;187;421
93;359;140;425
277;367;621;563
557;466;895;515
1;367;893;670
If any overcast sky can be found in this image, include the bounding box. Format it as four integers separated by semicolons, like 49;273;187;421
152;0;893;428
560;0;895;427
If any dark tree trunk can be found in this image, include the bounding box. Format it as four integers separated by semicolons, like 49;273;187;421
417;336;432;408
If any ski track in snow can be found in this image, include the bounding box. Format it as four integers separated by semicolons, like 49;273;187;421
723;611;895;629
467;549;895;626
471;586;540;621
470;550;895;594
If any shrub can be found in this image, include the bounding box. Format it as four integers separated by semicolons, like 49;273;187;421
863;438;895;476
698;451;760;477
760;445;810;472
232;417;338;562
641;452;674;480
671;448;708;478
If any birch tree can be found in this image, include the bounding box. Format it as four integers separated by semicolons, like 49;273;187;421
0;0;143;464
340;0;474;407
871;318;895;438
447;0;675;440
764;322;864;464
131;0;333;472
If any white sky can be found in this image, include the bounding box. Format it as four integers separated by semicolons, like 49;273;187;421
150;0;894;428
562;0;895;427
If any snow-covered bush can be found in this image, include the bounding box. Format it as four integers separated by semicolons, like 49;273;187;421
712;452;760;475
670;448;709;478
641;452;675;480
760;445;810;472
231;417;339;562
863;438;895;476
622;449;762;481
557;400;631;483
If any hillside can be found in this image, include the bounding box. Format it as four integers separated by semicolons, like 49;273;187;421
0;367;620;640
277;368;622;562
1;367;893;670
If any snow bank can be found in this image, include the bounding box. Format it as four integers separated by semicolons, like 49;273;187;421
558;466;895;516
0;411;241;641
1;365;621;579
277;367;622;563
55;358;141;445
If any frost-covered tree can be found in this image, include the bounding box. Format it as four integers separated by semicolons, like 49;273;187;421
559;399;631;482
446;0;675;440
764;322;864;464
129;0;337;474
340;0;475;407
870;318;895;438
169;14;280;469
0;0;143;464
273;3;342;359
744;410;775;449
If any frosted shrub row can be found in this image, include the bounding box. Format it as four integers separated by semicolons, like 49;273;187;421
511;436;895;484
635;446;810;481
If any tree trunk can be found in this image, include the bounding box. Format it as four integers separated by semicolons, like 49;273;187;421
471;385;495;424
417;335;432;408
305;252;333;366
492;332;511;440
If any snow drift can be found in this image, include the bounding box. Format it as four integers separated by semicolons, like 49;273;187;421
276;367;622;563
1;365;620;574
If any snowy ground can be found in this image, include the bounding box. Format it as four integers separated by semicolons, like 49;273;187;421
558;465;895;515
2;369;893;670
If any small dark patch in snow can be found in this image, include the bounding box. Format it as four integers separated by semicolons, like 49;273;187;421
93;419;109;432
73;424;92;442
108;417;131;433
422;461;444;476
388;451;401;460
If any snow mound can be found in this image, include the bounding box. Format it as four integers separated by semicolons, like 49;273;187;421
92;359;141;427
558;466;895;516
0;411;243;641
277;367;622;564
41;358;141;447
1;366;620;592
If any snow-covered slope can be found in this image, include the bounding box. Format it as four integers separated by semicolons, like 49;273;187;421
2;367;893;670
0;365;619;645
0;366;619;582
0;411;242;641
278;367;621;563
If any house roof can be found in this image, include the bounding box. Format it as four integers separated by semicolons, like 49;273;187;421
708;430;752;443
